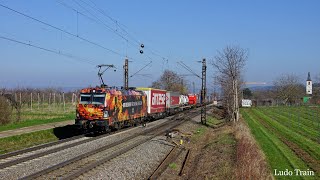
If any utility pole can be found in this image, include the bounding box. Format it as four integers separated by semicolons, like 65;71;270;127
201;58;207;125
177;59;207;124
192;82;195;94
124;58;129;90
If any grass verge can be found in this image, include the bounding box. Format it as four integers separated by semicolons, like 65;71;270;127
0;113;74;132
0;129;59;155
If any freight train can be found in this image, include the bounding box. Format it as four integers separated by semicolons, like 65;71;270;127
75;87;203;133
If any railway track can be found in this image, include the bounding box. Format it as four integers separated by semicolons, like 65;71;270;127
0;107;202;179
0;124;140;169
19;109;200;179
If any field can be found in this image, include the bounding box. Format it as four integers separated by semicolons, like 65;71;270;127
0;103;75;132
241;106;320;179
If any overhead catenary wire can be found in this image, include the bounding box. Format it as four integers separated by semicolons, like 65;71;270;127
177;61;201;79
0;35;96;65
55;0;151;63
86;0;141;46
72;0;131;44
2;2;174;79
75;0;171;62
0;3;138;61
130;61;152;78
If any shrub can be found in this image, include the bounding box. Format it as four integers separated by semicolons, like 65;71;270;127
0;96;12;125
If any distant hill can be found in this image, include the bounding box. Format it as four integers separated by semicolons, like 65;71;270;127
247;86;274;91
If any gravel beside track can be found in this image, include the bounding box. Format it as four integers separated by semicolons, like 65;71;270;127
37;135;149;179
0;118;170;179
76;110;202;180
80;136;174;180
0;108;203;180
0;136;90;165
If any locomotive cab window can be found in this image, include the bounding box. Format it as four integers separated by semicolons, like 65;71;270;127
80;94;91;104
80;93;105;105
92;94;105;105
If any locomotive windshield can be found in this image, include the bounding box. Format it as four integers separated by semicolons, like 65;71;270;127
80;93;105;105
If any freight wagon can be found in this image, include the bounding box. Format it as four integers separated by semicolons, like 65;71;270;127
188;94;197;106
136;87;167;120
166;91;181;115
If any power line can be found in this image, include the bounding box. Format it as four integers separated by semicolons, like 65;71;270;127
130;61;152;78
77;0;170;62
55;0;147;62
177;61;201;78
0;35;96;65
0;3;136;60
72;0;131;44
86;0;141;45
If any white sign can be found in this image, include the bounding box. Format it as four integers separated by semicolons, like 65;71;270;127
241;99;252;107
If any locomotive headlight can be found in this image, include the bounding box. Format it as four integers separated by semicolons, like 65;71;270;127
103;111;109;118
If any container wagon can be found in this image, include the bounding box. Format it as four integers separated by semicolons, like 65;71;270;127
136;87;167;120
166;91;181;115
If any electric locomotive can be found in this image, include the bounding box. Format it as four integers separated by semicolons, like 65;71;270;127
75;87;147;132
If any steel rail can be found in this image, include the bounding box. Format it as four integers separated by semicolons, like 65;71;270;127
21;110;199;180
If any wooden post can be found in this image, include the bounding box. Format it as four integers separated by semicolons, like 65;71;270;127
59;93;62;108
49;93;51;109
31;92;33;111
53;93;56;108
19;92;22;106
37;93;40;110
63;92;65;112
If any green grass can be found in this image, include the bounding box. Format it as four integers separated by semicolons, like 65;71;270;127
0;129;59;154
241;107;320;179
251;108;320;160
206;116;224;127
256;107;319;144
0;104;75;132
191;126;208;142
169;162;177;169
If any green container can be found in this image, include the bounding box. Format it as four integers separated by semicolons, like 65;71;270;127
303;96;311;103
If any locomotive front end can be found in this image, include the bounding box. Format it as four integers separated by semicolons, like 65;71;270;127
75;88;110;132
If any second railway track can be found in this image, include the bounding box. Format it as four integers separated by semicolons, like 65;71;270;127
0;108;202;179
22;110;200;179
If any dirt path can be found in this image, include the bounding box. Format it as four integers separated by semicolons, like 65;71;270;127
0;120;74;138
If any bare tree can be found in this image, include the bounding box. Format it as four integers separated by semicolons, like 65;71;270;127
212;46;248;122
273;74;304;105
150;69;188;94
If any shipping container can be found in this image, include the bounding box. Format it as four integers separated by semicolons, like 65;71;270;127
166;91;180;114
136;88;167;116
180;95;189;106
166;91;180;108
188;94;197;105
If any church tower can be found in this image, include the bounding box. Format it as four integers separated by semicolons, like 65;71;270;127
306;72;312;95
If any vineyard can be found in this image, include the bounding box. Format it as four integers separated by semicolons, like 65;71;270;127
241;106;320;180
0;89;77;131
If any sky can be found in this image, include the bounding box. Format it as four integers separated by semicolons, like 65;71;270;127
0;0;319;92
